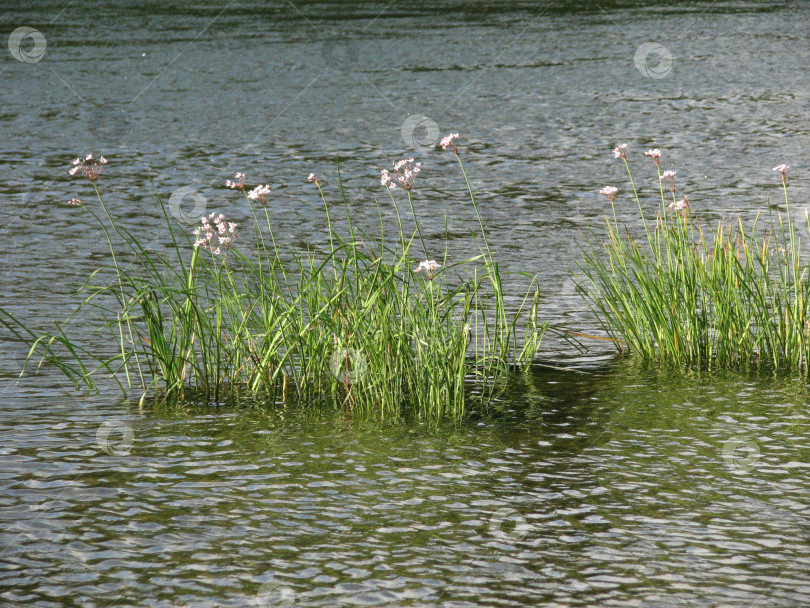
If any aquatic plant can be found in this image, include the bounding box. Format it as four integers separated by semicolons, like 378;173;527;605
580;145;810;374
2;138;547;422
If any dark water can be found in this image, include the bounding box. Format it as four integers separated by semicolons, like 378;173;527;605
2;1;810;606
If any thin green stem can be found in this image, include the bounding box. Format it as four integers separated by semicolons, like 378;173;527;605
456;154;492;260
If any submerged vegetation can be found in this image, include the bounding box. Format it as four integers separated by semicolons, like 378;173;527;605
581;146;810;374
1;138;547;421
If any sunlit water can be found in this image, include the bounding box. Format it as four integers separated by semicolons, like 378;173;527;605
2;1;810;606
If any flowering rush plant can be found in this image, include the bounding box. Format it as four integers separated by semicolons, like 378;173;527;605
225;172;246;190
599;186;618;202
193;213;237;255
773;164;789;184
247;184;271;205
380;158;421;190
440;133;460;155
69;154;107;181
414;259;441;280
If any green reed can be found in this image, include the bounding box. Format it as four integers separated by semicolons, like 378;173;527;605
580;150;809;374
3;152;547;422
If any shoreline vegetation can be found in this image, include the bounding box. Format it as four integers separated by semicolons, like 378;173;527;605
1;135;804;420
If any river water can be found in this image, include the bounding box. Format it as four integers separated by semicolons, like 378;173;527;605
2;1;810;606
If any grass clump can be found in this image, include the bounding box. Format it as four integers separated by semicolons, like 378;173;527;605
2;141;547;422
580;146;809;374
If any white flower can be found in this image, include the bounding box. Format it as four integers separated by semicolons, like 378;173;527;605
440;133;460;152
380;169;395;189
382;159;421;191
194;212;237;254
644;148;662;162
414;259;441;279
600;186;618;200
668;195;689;213
247;184;271;204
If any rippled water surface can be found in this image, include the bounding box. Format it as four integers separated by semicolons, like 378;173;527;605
2;1;810;606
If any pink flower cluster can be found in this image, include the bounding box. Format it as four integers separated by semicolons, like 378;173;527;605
226;173;246;189
247;184;271;205
193;213;237;254
414;259;441;279
644;148;662;165
69;154;108;181
669;195;689;214
307;173;322;186
774;164;789;183
440;133;460;154
599;186;618;202
612;143;628;159
381;158;421;191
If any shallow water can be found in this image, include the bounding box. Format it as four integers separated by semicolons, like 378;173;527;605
2;1;810;606
3;365;810;607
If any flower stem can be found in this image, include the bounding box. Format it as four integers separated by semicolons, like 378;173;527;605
456;155;492;261
406;189;428;258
